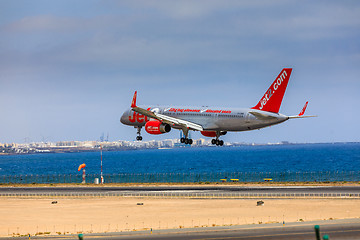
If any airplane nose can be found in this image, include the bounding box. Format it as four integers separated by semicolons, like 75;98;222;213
120;111;128;124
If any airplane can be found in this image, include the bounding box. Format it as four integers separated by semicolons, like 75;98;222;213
120;68;315;146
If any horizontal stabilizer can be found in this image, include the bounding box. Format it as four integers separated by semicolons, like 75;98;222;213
288;115;317;119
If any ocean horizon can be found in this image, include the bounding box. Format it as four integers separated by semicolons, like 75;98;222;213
0;142;359;176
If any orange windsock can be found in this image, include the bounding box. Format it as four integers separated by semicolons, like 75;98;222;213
78;163;86;171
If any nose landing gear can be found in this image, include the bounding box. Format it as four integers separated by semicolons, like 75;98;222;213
135;126;143;141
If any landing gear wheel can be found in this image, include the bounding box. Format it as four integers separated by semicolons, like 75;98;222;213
211;139;216;145
219;140;224;146
184;138;189;144
189;139;193;145
215;139;220;146
180;138;185;143
136;126;142;141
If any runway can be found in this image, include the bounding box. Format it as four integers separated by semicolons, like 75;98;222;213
1;219;359;239
0;185;359;195
84;219;360;240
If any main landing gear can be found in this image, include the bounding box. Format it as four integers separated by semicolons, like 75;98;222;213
211;131;226;146
135;126;143;141
180;137;193;145
180;128;193;145
211;139;224;146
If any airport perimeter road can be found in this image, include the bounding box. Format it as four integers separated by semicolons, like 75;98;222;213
1;219;359;240
0;186;360;195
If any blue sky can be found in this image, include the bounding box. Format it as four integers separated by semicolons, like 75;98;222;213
0;0;359;143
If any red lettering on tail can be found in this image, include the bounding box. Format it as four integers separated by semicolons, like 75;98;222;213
252;68;292;113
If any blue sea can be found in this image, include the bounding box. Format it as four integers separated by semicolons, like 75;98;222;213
0;143;359;176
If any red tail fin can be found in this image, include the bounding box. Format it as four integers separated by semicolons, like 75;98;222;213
252;68;292;113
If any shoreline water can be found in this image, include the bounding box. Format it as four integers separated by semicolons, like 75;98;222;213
0;143;359;184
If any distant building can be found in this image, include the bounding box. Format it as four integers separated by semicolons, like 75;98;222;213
161;139;174;148
56;141;79;147
194;138;206;146
80;141;96;148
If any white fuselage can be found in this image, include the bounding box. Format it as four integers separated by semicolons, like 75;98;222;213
120;68;313;145
120;105;289;132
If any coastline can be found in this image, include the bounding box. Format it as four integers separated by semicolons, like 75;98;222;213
1;141;358;156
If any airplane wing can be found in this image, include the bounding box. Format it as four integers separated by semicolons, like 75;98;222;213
155;113;204;131
130;91;204;131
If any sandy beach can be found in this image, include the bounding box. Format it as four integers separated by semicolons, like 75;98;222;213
1;197;359;237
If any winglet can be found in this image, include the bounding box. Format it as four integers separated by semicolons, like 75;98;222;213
298;101;308;116
131;91;137;108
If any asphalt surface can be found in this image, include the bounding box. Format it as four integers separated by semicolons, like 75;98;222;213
0;186;360;195
2;219;360;239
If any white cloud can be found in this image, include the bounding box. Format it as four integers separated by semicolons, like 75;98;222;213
0;0;359;142
3;15;78;32
123;0;288;19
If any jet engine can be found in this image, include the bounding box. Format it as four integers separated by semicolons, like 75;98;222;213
145;120;171;135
